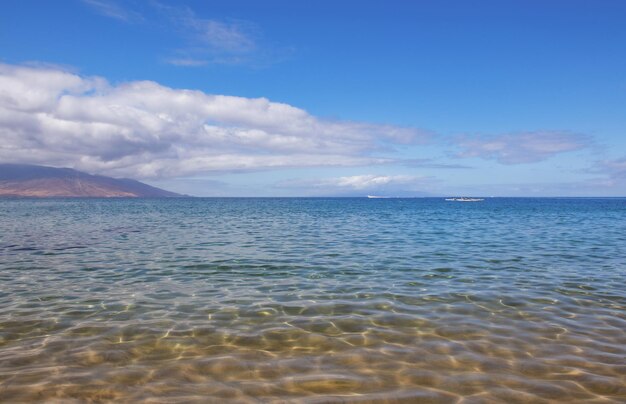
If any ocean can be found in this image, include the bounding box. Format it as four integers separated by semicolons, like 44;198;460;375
0;197;625;402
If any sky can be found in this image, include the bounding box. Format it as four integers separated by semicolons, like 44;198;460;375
1;0;625;196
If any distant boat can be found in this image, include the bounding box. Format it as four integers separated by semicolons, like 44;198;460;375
445;197;484;202
367;195;389;199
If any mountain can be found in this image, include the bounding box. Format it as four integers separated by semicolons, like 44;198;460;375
0;164;182;197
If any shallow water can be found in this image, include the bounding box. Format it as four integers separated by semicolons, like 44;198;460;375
0;197;625;402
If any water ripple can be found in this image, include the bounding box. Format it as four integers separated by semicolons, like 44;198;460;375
0;197;625;402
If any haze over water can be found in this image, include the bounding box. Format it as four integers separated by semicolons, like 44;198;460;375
1;198;625;402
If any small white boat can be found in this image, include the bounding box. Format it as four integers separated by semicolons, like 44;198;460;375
367;195;389;199
445;197;484;202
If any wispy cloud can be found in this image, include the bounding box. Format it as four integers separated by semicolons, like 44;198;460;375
0;63;428;179
454;132;592;164
401;158;473;169
442;156;626;197
80;1;286;67
166;58;209;67
185;18;256;54
81;0;142;22
591;157;626;187
599;157;626;176
153;2;286;67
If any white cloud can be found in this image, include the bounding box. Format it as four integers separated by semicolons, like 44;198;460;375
0;63;428;179
454;132;591;164
331;174;418;190
276;174;434;196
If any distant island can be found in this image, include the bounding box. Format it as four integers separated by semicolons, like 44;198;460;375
0;164;181;197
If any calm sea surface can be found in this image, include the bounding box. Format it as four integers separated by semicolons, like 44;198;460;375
0;198;625;402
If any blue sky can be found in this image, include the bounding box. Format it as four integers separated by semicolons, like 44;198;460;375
1;0;625;196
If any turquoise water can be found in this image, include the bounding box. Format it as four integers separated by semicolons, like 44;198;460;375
0;198;625;402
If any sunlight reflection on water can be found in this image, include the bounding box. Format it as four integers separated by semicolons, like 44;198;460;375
0;198;625;402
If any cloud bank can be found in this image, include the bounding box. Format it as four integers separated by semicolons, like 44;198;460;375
454;132;591;164
0;63;427;179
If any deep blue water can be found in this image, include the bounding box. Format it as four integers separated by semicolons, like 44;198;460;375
1;198;625;401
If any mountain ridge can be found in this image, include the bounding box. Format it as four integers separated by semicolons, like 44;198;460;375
0;164;182;197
